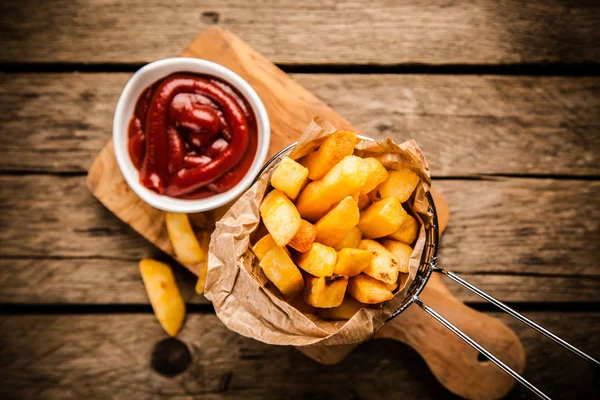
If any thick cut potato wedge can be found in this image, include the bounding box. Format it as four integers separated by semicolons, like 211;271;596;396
260;247;304;298
259;189;302;247
288;219;317;252
270;157;309;200
360;158;389;195
370;169;420;203
295;242;337;277
347;274;394;304
357;193;370;210
303;275;349;308
387;214;418;245
165;212;206;265
358;239;400;284
334;248;373;277
296;156;369;221
314;196;360;246
193;231;210;295
252;234;278;261
381;239;412;273
301;130;358;180
318;296;365;320
333;227;362;251
358;197;406;239
139;259;186;336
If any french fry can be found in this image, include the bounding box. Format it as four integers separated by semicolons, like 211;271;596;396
359;158;389;195
386;214;418;245
295;242;337;277
357;193;370;210
252;234;277;261
194;231;210;295
288;219;317;252
303;275;349;308
318;296;365;320
370;169;420;203
381;239;412;273
358;197;406;239
347;274;394;304
314;196;360;247
165;212;206;264
270;157;309;200
358;239;400;284
139;259;185;336
259;189;302;247
333;227;362;251
301;130;358;180
296;155;369;221
260;247;304;298
334;248;373;277
289;296;317;314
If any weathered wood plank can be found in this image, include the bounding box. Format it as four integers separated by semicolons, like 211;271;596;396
0;175;598;279
2;257;598;305
2;261;583;305
1;0;598;65
0;313;597;399
1;73;598;175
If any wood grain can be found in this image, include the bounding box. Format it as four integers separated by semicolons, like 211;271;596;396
0;312;597;399
2;258;598;305
1;0;598;65
1;175;598;304
2;73;599;176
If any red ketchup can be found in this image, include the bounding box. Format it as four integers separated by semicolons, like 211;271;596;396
127;73;258;199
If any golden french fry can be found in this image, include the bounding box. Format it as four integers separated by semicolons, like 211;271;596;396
289;295;317;314
296;155;369;221
333;227;362;251
371;169;420;203
334;248;373;277
386;214;418;245
301;130;358;180
165;212;206;265
314;196;360;247
318;296;365;320
260;247;304;298
270;157;309;200
295;242;337;277
288;219;317;253
358;239;400;285
252;233;292;261
357;193;370;210
347;274;394;304
358;197;406;239
303;275;349;308
259;189;302;247
194;231;210;295
381;239;412;273
360;158;389;195
139;259;186;336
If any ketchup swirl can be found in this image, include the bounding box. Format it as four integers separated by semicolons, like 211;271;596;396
127;73;258;199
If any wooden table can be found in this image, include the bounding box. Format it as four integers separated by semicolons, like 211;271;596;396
0;1;598;399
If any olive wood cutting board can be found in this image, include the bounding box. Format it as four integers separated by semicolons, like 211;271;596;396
87;27;525;400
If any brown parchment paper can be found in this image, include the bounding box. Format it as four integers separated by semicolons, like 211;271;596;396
204;117;433;346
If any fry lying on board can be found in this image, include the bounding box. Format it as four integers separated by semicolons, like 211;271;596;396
251;130;422;319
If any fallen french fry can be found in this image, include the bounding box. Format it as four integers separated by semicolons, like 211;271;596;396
140;259;186;336
194;231;210;295
165;212;206;265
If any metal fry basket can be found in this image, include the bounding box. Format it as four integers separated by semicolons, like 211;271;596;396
256;138;599;400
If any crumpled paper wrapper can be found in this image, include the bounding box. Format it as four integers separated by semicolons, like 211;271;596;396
204;117;433;346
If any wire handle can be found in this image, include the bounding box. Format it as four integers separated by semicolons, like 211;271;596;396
414;268;599;399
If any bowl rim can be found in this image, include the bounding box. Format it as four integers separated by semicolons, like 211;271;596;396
113;57;270;213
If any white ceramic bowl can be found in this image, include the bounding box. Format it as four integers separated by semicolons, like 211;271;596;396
113;58;270;213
